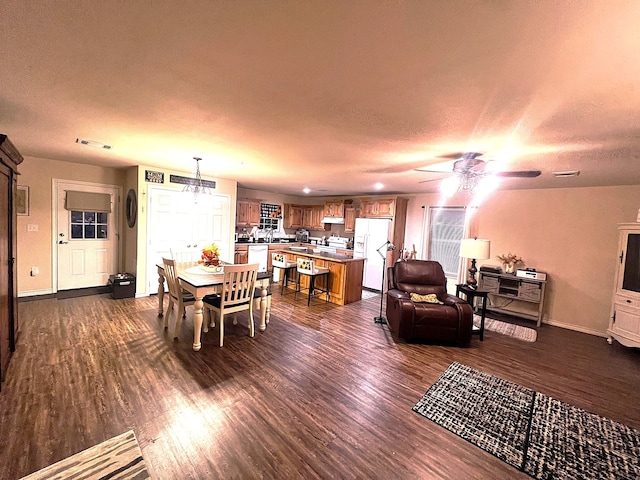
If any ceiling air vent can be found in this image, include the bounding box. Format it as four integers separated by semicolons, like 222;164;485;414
552;170;580;177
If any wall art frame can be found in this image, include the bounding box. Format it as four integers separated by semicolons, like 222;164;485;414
16;185;29;216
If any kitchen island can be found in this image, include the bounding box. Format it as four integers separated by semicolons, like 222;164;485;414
277;247;365;305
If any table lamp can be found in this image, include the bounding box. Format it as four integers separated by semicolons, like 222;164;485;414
459;238;491;289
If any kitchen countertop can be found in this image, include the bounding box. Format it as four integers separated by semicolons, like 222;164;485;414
236;241;353;250
277;247;362;263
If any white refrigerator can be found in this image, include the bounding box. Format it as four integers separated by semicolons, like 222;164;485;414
353;218;393;290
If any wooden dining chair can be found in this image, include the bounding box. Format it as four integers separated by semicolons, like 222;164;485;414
169;248;200;267
203;263;260;347
162;256;196;338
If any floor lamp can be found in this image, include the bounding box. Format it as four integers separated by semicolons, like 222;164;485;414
459;238;491;289
374;240;396;324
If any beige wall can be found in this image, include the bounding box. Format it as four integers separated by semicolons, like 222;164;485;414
17;156;125;296
404;185;640;336
17;157;238;297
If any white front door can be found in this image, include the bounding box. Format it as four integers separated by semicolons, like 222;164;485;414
56;181;120;290
147;187;230;293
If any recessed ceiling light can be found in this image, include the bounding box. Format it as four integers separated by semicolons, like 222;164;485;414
552;170;580;177
76;138;112;149
374;182;384;190
303;187;311;194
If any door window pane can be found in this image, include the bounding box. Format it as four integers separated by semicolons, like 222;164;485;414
70;210;108;240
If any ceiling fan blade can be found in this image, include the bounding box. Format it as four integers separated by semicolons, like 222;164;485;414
365;159;448;174
414;167;452;173
493;170;541;178
418;177;448;184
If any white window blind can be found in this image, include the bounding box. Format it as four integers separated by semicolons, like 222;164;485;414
428;207;466;277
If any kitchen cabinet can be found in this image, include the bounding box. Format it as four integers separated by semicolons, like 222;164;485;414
0;135;22;390
236;199;260;226
303;205;325;230
608;223;640;348
344;205;356;233
284;204;304;229
359;197;396;218
323;200;344;219
234;245;248;264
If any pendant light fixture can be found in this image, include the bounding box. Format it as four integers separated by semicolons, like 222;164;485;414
183;157;211;203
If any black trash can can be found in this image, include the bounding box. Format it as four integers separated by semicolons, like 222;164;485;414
108;273;136;299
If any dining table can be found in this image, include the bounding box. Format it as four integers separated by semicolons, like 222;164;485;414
157;263;272;351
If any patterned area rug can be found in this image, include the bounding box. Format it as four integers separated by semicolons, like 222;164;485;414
474;315;537;342
413;362;640;479
20;430;150;479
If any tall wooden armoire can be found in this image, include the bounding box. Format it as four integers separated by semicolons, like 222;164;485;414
0;135;23;390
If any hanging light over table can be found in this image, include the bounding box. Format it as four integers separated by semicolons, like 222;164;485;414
183;157;211;203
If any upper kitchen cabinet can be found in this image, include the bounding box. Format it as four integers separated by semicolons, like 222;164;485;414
284;203;304;229
236;199;261;226
323;200;344;219
358;197;397;218
344;205;356;233
306;205;326;230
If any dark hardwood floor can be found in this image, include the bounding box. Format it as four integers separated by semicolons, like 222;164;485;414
1;288;639;479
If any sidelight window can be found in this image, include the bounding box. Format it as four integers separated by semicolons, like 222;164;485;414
70;211;108;239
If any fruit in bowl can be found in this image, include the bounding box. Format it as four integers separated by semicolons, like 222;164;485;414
199;243;220;266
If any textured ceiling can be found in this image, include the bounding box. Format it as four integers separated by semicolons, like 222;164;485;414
1;1;639;196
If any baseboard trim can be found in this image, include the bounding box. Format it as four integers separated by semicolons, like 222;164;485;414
18;289;54;298
57;286;111;299
544;318;608;338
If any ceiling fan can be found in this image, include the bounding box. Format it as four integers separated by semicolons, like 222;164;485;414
415;152;541;193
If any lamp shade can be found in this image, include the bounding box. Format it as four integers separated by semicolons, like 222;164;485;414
459;238;491;260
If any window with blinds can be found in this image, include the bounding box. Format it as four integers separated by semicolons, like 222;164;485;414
428;207;466;277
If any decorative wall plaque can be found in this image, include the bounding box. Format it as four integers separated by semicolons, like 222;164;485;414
169;174;216;189
145;170;164;183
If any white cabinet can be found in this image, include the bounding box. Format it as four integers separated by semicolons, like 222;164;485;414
608;223;640;347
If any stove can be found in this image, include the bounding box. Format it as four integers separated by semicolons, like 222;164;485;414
327;236;350;248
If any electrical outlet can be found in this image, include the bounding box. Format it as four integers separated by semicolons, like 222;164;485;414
27;224;38;232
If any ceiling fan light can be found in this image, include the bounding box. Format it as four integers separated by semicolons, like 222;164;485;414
474;176;501;196
440;176;460;196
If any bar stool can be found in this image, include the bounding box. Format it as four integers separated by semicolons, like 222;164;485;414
295;258;330;306
272;252;298;295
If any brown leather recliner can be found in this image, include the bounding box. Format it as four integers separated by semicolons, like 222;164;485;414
386;260;473;346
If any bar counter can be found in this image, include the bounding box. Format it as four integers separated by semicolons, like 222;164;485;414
276;247;365;305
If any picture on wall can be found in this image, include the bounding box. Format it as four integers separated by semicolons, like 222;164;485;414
16;185;29;216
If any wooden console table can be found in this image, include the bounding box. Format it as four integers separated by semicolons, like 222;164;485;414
478;271;547;327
